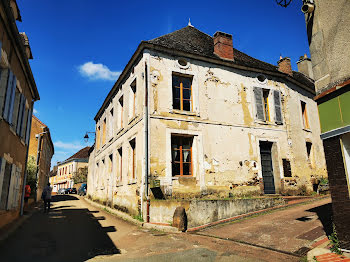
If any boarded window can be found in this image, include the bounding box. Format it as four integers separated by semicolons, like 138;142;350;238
96;126;100;149
117;147;122;182
102;118;106;145
263;89;270;121
119;96;123;128
131;80;136;117
172;74;193;111
274;90;283;124
282;159;292;177
108;108;114;139
171;135;193;176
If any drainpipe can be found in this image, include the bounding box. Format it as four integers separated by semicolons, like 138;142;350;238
144;59;150;223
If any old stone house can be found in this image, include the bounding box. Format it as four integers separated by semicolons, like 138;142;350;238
302;0;350;249
28;115;54;200
87;25;327;220
50;147;89;193
0;0;39;228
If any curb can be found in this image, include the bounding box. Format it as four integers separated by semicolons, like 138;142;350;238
187;195;330;232
83;197;180;234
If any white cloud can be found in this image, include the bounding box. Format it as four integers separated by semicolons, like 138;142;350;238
54;141;84;150
33;108;39;115
78;61;121;81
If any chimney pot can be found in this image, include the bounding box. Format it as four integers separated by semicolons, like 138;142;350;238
278;57;293;76
213;31;234;60
296;54;314;79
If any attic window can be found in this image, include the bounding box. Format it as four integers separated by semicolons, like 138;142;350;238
177;58;189;69
257;74;267;84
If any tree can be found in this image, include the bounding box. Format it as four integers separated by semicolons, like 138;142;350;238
73;167;88;184
26;155;38;194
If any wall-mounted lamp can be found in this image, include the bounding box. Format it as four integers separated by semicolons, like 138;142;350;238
84;132;95;143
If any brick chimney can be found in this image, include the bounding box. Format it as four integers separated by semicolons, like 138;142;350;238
277;56;293;76
296;54;314;79
213;31;234;60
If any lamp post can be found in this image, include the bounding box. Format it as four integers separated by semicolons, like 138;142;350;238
84;132;95;143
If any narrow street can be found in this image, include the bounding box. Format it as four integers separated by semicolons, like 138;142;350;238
0;195;332;262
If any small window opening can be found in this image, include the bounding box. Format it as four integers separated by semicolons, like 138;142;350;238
301;101;310;129
178;59;188;67
117;147;123;181
306;142;312;159
130;139;136;179
257;74;267;83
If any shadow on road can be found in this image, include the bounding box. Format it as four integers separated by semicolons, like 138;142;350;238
0;195;120;262
306;202;333;236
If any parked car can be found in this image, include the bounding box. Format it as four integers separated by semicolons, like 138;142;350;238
57;188;66;195
67;188;77;194
78;184;87;196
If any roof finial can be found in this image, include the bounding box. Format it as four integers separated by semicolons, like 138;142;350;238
279;54;283;60
188;18;193;27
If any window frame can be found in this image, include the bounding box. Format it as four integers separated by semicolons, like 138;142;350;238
301;101;310;130
171;135;193;177
172;73;194;112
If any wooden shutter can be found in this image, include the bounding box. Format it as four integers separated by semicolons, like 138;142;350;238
21;105;28;138
6;164;16;210
25;108;33;145
253;87;265;121
3;70;14;121
16;94;25;135
274;90;283;124
12;166;22;209
0;158;5;201
8;74;17;124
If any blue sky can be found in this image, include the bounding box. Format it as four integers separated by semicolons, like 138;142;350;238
16;0;309;167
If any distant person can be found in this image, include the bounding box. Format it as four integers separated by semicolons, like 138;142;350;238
42;183;52;213
24;184;31;204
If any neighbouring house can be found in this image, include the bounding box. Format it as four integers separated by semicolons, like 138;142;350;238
87;24;327;223
302;0;350;249
0;0;40;228
28;115;54;200
50;147;90;193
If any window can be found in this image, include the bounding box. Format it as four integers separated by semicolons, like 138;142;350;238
130;80;136;118
102;118;106;145
2;70;16;124
171;135;193;176
96;126;100;149
301;101;310;129
306;142;312;160
282;159;292;177
117;147;123;182
130;139;136;179
108;108;114;139
118;96;123;129
263;89;270;121
108;154;113;173
172;74;193;111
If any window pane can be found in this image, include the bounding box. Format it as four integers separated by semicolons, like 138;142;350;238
172;163;180;176
183;149;191;162
182;78;191;89
183;100;191;111
183;88;191;100
172;75;180;87
183;163;191;175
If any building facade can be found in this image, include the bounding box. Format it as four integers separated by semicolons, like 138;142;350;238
303;0;350;249
0;0;39;228
28;115;54;200
50;147;90;193
87;25;327;220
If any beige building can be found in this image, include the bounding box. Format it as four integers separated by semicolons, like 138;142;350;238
87;25;327;219
0;0;39;228
28;115;54;200
50;147;89;193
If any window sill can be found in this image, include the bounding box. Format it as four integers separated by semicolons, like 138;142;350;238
116;128;124;136
108;136;113;143
128;115;138;124
127;179;137;185
303;128;312;133
116;181;123;187
170;109;198;117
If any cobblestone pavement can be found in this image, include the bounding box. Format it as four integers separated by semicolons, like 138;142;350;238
0;195;328;262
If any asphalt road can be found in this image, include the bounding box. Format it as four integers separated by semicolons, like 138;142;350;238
0;195;330;262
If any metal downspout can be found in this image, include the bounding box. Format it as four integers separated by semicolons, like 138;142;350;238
144;60;150;222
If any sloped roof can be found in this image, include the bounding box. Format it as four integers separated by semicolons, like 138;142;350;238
146;26;313;89
65;146;91;161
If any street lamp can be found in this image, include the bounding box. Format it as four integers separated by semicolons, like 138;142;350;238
276;0;292;7
84;132;95;143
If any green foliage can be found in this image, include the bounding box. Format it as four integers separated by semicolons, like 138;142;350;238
73;167;88;184
319;177;329;185
26;156;37;194
329;223;343;255
133;214;144;222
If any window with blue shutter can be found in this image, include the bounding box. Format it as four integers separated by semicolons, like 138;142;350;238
16;94;25;135
7;73;16;125
0;69;9;116
2;70;16;124
274;90;283;124
25;108;33;145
